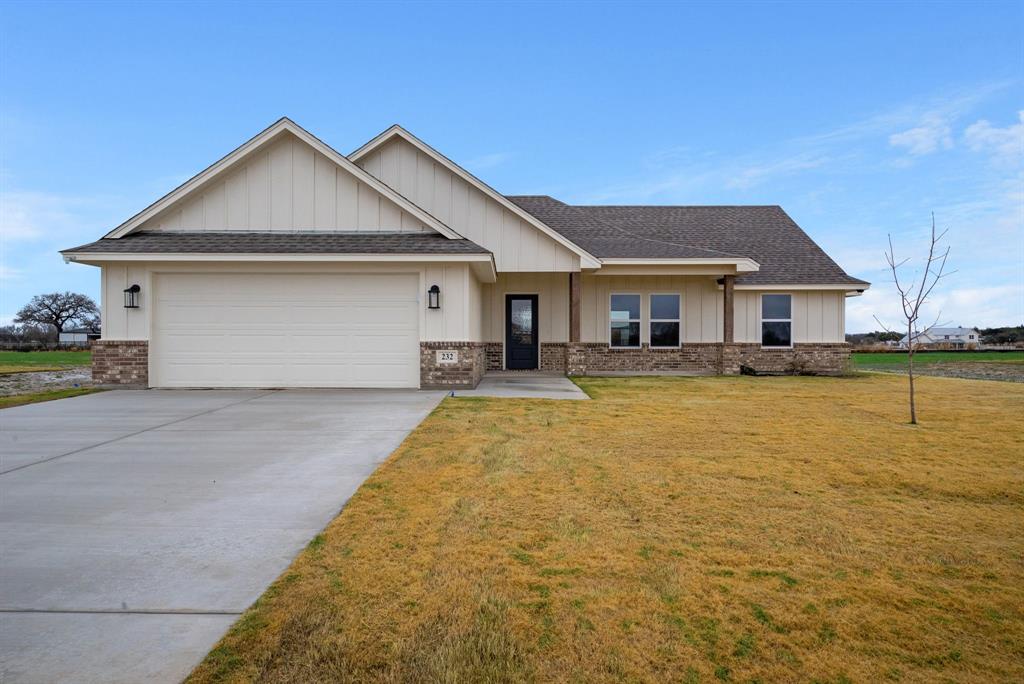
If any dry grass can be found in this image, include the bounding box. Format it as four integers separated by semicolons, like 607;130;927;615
189;374;1024;684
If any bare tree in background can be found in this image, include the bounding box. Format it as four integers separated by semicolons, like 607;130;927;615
875;214;952;425
14;292;99;335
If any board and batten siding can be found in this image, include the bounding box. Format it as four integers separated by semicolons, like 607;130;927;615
138;133;431;233
481;273;571;343
581;276;847;344
99;261;480;343
581;275;724;344
357;138;580;272
734;290;845;343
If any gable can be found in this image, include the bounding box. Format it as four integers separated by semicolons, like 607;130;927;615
354;132;591;272
138;131;433;234
107;118;463;239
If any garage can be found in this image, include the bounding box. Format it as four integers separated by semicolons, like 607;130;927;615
151;272;420;388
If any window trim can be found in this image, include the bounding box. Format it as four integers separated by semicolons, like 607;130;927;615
760;292;794;349
649;293;682;348
609;292;642;349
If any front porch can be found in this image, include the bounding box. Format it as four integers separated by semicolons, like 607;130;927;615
419;269;852;389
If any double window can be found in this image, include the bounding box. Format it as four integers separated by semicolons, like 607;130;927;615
761;294;792;347
609;293;682;348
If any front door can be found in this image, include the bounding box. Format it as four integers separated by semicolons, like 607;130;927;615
505;294;539;370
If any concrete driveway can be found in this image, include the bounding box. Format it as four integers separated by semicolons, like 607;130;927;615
0;388;444;683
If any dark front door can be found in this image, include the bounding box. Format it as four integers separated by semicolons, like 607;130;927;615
506;295;539;370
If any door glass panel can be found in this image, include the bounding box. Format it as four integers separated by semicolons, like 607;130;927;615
511;299;534;345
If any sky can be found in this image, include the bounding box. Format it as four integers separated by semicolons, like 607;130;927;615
1;0;1021;333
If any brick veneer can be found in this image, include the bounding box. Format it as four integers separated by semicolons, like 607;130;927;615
482;342;569;372
735;343;851;375
91;340;149;386
485;342;503;371
567;342;851;376
420;342;486;389
567;343;722;375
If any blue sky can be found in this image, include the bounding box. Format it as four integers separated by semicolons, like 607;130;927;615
1;0;1021;332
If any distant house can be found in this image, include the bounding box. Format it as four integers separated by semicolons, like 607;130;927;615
58;326;101;346
899;326;980;350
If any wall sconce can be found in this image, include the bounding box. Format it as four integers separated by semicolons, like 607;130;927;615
427;284;440;310
123;284;141;309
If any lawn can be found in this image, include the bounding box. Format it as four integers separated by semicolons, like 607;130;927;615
0;350;92;374
0;387;102;409
189;374;1024;684
853;351;1024;366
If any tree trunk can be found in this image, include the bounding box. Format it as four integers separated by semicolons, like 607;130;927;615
907;323;917;425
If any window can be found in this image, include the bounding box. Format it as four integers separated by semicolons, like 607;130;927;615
761;294;792;347
650;294;681;347
969;334;975;339
610;294;640;347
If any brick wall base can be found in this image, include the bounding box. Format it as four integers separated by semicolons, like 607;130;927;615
483;342;569;372
735;343;851;376
420;342;486;389
567;343;723;375
91;340;149;386
567;342;850;376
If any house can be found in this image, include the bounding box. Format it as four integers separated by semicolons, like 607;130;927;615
899;326;981;350
58;326;101;346
61;119;869;389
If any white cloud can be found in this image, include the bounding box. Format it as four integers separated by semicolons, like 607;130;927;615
846;282;1023;333
464;152;512;171
888;114;954;156
0;265;22;281
727;154;830;190
964;110;1024;164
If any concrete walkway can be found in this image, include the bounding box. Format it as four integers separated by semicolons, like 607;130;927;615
451;373;589;400
0;388;444;683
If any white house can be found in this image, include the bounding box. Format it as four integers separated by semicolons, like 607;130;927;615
62;119;869;389
899;326;981;350
57;326;101;346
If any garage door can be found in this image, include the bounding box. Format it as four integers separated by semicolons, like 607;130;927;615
152;273;419;388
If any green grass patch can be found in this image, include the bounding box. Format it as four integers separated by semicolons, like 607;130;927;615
852;351;1023;366
0;387;102;409
0;350;91;373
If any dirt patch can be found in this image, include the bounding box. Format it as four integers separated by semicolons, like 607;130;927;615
860;362;1024;383
0;368;93;396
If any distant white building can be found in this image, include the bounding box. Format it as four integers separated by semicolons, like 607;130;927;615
899;326;980;349
58;326;101;346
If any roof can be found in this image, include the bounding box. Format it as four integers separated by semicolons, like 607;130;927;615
62;231;491;255
507;196;868;286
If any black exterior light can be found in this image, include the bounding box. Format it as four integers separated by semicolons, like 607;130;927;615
123;284;141;309
427;284;441;309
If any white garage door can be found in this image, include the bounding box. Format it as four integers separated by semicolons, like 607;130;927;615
152;273;419;388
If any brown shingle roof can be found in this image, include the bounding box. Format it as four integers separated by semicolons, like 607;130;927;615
62;231;491;255
507;196;868;286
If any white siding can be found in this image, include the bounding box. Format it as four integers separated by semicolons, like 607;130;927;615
581;274;723;344
358;138;579;272
480;272;570;343
138;133;432;233
734;290;846;343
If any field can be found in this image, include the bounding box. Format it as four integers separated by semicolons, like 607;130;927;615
0;350;92;374
187;374;1024;684
852;351;1023;366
